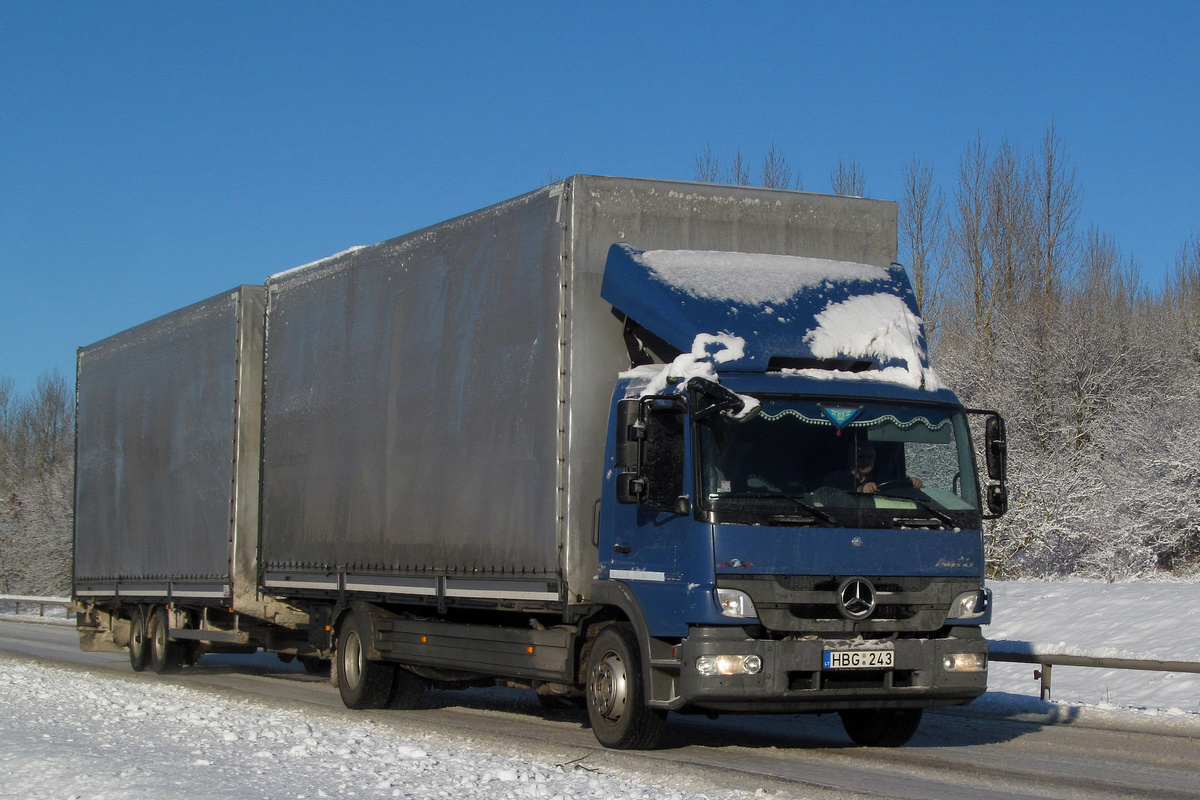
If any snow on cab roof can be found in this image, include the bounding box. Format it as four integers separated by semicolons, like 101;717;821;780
601;243;938;389
636;249;889;306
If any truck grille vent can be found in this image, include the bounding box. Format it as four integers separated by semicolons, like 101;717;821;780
775;575;933;593
787;603;920;621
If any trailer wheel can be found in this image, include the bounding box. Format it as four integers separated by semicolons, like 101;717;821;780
127;606;149;672
336;611;395;709
585;623;667;750
839;708;923;747
147;606;184;674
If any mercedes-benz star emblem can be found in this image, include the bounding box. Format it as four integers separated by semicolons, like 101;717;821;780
838;577;876;620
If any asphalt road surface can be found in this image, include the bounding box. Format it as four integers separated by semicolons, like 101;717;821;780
2;618;1197;800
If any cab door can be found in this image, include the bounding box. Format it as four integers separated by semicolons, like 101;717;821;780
605;395;699;636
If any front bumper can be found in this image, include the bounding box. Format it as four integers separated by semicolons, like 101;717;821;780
670;628;987;714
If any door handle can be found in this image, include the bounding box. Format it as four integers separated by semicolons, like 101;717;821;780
613;542;632;554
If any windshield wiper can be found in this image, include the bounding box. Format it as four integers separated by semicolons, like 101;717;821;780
872;492;957;527
734;492;836;525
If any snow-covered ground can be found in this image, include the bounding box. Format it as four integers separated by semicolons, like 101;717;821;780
985;579;1200;723
1;580;1199;799
0;658;757;800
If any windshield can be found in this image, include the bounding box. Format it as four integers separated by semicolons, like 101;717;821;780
697;396;981;529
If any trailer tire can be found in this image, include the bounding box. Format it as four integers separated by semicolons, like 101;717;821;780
147;606;184;675
336;612;395;709
128;606;149;672
586;623;667;750
839;708;923;747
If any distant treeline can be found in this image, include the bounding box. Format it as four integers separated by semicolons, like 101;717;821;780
700;126;1200;578
0;372;73;594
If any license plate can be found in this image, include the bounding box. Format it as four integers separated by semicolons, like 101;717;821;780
823;649;894;669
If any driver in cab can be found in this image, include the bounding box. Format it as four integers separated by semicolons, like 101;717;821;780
830;443;924;495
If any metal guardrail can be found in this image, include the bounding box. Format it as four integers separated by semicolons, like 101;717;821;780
989;639;1200;701
0;594;76;625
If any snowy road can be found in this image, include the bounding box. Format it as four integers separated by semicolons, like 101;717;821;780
2;620;1198;800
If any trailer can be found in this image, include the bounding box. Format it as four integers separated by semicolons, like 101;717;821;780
74;175;1008;749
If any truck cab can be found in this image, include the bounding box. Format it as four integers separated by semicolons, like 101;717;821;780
587;243;1008;748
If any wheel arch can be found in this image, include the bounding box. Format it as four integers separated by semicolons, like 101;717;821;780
582;580;677;705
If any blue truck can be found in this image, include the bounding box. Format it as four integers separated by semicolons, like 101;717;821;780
74;175;1008;750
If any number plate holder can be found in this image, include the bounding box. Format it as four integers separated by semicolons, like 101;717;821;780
823;647;895;670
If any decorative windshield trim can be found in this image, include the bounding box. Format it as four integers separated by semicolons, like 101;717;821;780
758;406;953;432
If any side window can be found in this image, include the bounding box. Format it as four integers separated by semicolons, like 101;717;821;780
641;407;685;509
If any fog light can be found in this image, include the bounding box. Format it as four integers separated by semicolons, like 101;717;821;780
942;652;987;671
696;654;763;676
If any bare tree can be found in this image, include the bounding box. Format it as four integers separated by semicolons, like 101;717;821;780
1030;121;1081;308
761;141;797;189
23;371;72;477
946;133;992;350
694;144;720;183
830;158;866;197
899;157;946;341
984;137;1035;311
726;148;751;186
0;376;14;493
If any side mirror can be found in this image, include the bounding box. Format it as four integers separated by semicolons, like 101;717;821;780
968;408;1010;519
674;495;691;517
614;395;685;508
985;415;1007;482
986;483;1008;516
615;398;641;470
616;471;645;504
687;377;757;422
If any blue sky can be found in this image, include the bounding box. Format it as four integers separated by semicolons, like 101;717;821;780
2;3;1197;395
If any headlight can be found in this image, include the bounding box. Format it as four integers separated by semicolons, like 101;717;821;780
947;589;989;619
715;588;757;618
942;652;987;671
696;654;763;676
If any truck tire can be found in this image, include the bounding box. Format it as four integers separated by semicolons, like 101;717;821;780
147;606;184;675
336;611;395;709
839;708;923;747
387;668;426;710
586;623;667;750
128;605;149;672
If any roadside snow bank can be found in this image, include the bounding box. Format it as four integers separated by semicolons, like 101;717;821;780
0;658;755;800
986;580;1200;719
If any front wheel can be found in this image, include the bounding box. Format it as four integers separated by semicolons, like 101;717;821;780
336;611;396;709
839;708;923;747
586;623;666;750
387;668;426;710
